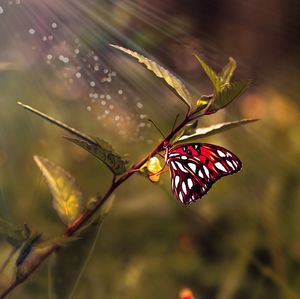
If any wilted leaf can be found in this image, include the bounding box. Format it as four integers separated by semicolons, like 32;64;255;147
34;156;83;226
194;54;221;92
65;137;128;175
110;44;192;108
209;80;250;113
220;57;237;86
0;218;28;247
176;118;258;143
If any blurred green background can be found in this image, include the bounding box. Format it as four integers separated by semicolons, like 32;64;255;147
0;0;300;298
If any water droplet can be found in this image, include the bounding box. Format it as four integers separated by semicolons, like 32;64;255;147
136;102;143;109
28;28;35;35
0;6;4;14
115;115;120;121
103;69;109;74
105;94;111;100
118;89;123;95
47;54;53;60
42;36;47;41
104;110;110;114
74;48;80;55
109;105;114;110
87;106;92;111
75;72;81;78
94;56;99;61
90;81;96;87
63;57;69;63
101;100;106;105
51;22;58;29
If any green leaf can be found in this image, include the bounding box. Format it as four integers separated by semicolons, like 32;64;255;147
194;54;221;92
110;44;192;109
219;57;237;86
0;218;28;247
209;80;250;112
18;102;95;145
34;156;83;226
175;118;258;143
18;102;128;175
65;137;128;175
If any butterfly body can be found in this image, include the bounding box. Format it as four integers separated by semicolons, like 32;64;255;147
165;143;242;205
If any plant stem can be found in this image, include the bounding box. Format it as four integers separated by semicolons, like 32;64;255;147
0;112;194;299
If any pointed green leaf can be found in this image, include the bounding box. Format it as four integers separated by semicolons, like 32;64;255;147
0;218;27;247
176;118;258;143
18;102;95;144
110;44;192;109
194;54;221;92
65;137;128;175
220;57;237;86
209;80;250;112
34;156;83;226
18;102;128;175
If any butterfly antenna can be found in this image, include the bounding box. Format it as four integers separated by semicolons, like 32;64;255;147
148;119;166;139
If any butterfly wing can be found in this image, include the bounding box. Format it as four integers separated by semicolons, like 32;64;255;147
166;143;242;204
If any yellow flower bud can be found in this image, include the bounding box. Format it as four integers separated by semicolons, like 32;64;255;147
147;157;162;173
142;157;163;183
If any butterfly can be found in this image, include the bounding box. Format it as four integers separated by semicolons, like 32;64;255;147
164;142;242;204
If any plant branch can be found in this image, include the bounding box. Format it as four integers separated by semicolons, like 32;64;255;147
0;111;194;299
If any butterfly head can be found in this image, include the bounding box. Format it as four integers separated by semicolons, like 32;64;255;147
163;140;170;149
